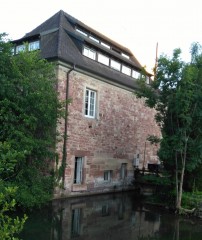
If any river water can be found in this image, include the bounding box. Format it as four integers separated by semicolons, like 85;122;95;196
20;192;202;240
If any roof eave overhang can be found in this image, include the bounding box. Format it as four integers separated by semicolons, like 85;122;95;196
48;57;139;92
11;34;40;44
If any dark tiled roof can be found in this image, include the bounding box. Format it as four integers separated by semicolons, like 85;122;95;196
12;10;150;90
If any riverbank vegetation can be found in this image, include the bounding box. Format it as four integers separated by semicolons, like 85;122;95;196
0;33;64;238
136;173;202;215
136;43;202;214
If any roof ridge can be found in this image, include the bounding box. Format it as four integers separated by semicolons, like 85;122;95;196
23;10;62;38
57;10;64;59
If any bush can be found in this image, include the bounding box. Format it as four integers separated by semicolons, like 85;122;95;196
15;167;54;209
0;184;27;240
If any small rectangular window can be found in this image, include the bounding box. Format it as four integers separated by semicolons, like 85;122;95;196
101;42;110;49
121;53;130;59
11;47;15;55
122;65;131;76
74;157;83;184
76;28;88;37
110;59;121;71
89;35;99;43
29;40;40;51
98;53;109;66
83;46;96;60
146;76;150;84
132;70;141;79
104;170;112;181
85;89;96;118
120;163;127;179
16;44;25;53
112;47;121;54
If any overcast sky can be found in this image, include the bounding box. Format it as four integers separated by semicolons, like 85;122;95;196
1;0;201;72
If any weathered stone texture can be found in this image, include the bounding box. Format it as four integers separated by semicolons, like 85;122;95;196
56;65;161;197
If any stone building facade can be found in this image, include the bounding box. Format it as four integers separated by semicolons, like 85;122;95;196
12;10;161;198
56;63;160;196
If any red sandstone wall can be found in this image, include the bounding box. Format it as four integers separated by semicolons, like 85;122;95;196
56;65;160;196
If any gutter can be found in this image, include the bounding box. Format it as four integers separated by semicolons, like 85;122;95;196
62;64;75;188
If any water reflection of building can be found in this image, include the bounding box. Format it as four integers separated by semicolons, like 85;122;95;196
51;193;160;240
71;208;81;238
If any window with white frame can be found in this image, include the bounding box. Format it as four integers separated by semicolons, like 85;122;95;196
121;53;130;59
76;28;88;37
29;40;40;51
98;53;109;66
85;89;96;118
110;59;121;71
83;46;96;60
132;70;141;79
146;76;150;84
11;47;15;55
16;44;25;53
120;163;127;179
89;35;99;43
101;41;110;49
122;65;131;76
104;170;112;181
74;157;83;184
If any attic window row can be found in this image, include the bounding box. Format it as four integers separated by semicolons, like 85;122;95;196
83;45;150;82
12;40;40;54
76;27;130;59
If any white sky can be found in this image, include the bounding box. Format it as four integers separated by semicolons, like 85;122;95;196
1;0;202;72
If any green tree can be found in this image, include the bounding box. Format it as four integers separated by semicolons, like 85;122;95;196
136;43;202;212
0;33;63;208
0;141;27;239
0;185;27;240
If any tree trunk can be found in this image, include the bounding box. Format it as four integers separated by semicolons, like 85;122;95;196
175;152;179;207
176;136;188;210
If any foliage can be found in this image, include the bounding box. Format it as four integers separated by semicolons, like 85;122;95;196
135;43;202;210
0;142;27;240
0;33;63;208
181;191;202;209
0;184;27;240
141;174;171;186
15;167;54;209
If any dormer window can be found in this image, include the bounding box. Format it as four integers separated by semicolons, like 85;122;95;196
83;46;96;60
146;76;150;84
76;28;88;37
121;53;130;59
11;47;15;55
110;59;121;71
122;65;131;76
112;47;121;54
132;70;141;79
16;45;25;54
101;42;110;49
14;40;40;55
82;45;144;81
89;35;99;43
75;27;134;62
29;40;40;51
97;53;109;66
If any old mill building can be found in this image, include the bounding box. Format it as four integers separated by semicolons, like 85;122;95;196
12;10;160;198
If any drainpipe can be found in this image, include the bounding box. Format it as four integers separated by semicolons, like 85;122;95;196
142;141;147;175
62;65;75;188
